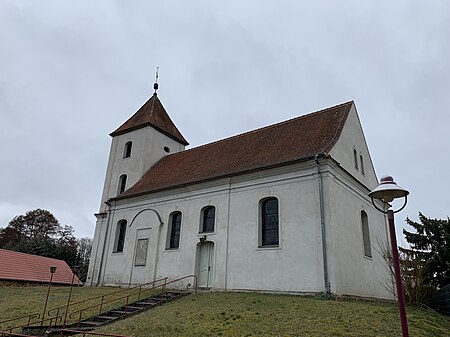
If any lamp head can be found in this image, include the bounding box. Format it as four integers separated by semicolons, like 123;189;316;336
369;175;409;203
50;266;57;274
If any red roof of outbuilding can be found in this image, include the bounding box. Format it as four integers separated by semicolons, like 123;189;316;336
110;93;189;145
0;249;81;285
115;101;353;200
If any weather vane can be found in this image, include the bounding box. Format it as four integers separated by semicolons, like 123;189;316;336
153;67;159;94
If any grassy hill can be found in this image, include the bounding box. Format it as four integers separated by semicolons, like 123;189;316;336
0;286;449;336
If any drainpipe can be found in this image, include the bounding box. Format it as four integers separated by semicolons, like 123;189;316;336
315;154;330;296
96;201;112;286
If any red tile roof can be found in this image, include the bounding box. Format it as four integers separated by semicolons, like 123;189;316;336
114;101;353;200
110;93;189;145
0;249;81;285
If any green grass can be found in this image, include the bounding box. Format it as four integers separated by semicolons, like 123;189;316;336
1;287;449;336
0;285;157;331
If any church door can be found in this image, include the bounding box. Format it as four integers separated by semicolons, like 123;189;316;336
198;242;214;288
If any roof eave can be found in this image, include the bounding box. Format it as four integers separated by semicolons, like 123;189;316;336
109;123;189;146
110;154;328;203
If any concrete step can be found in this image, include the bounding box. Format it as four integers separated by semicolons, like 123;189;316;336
78;321;104;326
95;315;118;320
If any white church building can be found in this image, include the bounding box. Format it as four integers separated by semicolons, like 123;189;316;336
87;88;394;299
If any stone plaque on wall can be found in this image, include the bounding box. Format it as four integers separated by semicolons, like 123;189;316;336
135;238;149;266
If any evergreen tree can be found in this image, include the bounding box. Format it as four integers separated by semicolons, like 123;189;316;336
403;213;450;288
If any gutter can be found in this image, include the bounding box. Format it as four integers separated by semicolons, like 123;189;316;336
315;154;331;296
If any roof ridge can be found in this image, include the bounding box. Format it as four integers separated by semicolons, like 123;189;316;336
163;100;353;159
115;100;355;200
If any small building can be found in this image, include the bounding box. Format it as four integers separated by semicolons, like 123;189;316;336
0;248;80;286
87;89;394;299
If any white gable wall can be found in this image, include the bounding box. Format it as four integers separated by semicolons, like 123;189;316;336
328;104;378;190
326;104;393;299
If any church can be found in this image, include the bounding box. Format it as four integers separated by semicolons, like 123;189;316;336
87;85;394;300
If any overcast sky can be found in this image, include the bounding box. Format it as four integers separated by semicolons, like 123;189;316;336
1;1;449;245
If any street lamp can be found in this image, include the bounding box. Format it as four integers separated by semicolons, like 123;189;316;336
369;175;409;337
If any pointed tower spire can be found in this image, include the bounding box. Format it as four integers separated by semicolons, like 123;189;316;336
153;67;159;95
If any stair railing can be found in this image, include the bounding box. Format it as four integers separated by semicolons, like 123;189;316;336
0;278;167;335
0;314;40;331
48;277;168;328
1;315;62;337
1;274;197;335
67;274;197;328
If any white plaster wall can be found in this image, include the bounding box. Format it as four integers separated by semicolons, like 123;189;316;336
93;163;327;293
99;207;163;286
89;159;393;298
225;169;324;293
325;167;394;299
329;104;378;190
98;126;185;213
86;214;107;286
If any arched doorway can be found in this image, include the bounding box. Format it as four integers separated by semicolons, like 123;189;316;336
196;241;214;288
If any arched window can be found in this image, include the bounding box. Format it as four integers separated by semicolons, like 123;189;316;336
114;220;127;253
360;155;365;175
353;149;359;170
361;211;372;257
201;206;216;233
168;212;182;249
118;174;127;195
261;198;279;246
123;141;132;158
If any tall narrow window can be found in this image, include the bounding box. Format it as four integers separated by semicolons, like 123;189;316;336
353;149;359;170
360;155;365;175
114;220;127;253
168;212;182;249
118;174;127;195
261;198;279;246
201;206;216;233
361;211;372;257
124;141;132;158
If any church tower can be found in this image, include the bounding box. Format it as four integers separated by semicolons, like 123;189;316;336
98;86;188;213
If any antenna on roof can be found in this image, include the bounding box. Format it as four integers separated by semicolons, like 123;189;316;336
153;67;159;95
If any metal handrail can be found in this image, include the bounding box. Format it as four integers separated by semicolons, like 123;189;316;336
68;275;197;328
1;315;62;336
48;276;168;317
165;274;198;294
68;279;167;327
1;275;198;335
0;313;40;327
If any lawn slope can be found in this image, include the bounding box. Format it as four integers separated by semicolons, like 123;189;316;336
1;287;449;336
99;292;449;337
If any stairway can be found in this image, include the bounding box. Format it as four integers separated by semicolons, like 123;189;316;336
50;291;189;336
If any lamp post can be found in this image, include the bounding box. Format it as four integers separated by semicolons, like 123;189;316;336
369;175;409;337
41;266;57;326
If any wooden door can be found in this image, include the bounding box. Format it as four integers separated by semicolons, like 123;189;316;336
199;242;214;288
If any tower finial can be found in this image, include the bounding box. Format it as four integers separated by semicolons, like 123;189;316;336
153;67;159;95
